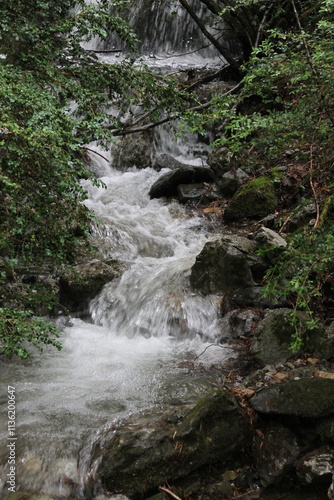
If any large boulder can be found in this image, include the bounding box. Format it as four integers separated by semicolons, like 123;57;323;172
221;168;250;196
149;165;214;199
250;308;301;365
113;131;154;170
252;421;300;488
251;377;334;418
207;146;232;177
59;259;125;311
190;235;267;295
91;390;247;498
250;308;330;366
224;176;278;222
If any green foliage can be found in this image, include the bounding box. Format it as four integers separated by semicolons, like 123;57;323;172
262;226;334;351
0;308;62;359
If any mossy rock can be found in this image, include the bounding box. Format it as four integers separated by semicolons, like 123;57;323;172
190;236;256;295
251;378;334;418
59;259;125;311
92;390;246;498
224;175;278;221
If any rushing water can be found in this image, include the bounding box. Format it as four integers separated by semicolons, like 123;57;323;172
0;1;234;497
0;145;234;498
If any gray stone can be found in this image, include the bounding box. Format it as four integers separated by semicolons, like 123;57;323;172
221;168;250;196
218;309;261;341
296;447;334;485
250;308;306;366
153;153;187;171
207;146;232;176
91;390;246;498
306;321;334;360
251;378;334;418
285;203;317;232
59;259;125;311
113;131;154;170
190;236;256;295
253;422;300;488
253;226;287;249
177;182;219;203
149;166;214;199
229;286;286;309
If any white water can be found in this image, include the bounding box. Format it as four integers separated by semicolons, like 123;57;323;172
0;157;233;499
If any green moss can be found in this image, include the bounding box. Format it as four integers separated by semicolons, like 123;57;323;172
224;175;278;221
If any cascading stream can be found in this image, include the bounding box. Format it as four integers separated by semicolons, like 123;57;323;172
0;157;233;498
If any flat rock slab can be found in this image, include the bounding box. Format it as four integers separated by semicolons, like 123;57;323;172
251;378;334;418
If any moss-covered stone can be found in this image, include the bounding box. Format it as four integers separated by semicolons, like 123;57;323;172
251;378;334;418
224;175;278;221
59;259;125;311
190;235;263;295
92;390;246;499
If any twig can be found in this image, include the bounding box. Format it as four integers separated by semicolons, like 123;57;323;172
159;486;183;500
232;489;259;499
255;3;274;49
82;146;110;163
194;343;234;361
309;145;320;228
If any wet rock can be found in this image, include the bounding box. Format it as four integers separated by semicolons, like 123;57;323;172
153;153;187;171
224;176;278;221
316;416;334;443
177;182;220;203
218;309;261;340
91;389;247;498
306;321;334;360
250;308;307;366
296;447;334;486
190;236;257;295
250;308;328;366
253;422;300;488
207;146;232;176
113;131;154;170
251;378;334;417
285;203;317;232
4;494;55;500
149;165;214;199
221;168;250;196
253;227;287;249
229;286;286;309
59;259;125;311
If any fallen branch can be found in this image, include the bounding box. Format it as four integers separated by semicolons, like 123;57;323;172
159;486;183;500
82;146;110;163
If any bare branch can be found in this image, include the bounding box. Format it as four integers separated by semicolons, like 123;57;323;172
82;146;110;162
159;486;183;500
178;0;241;71
108;81;243;136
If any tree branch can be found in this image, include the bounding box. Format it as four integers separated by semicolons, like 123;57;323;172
108;81;243;136
178;0;241;71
